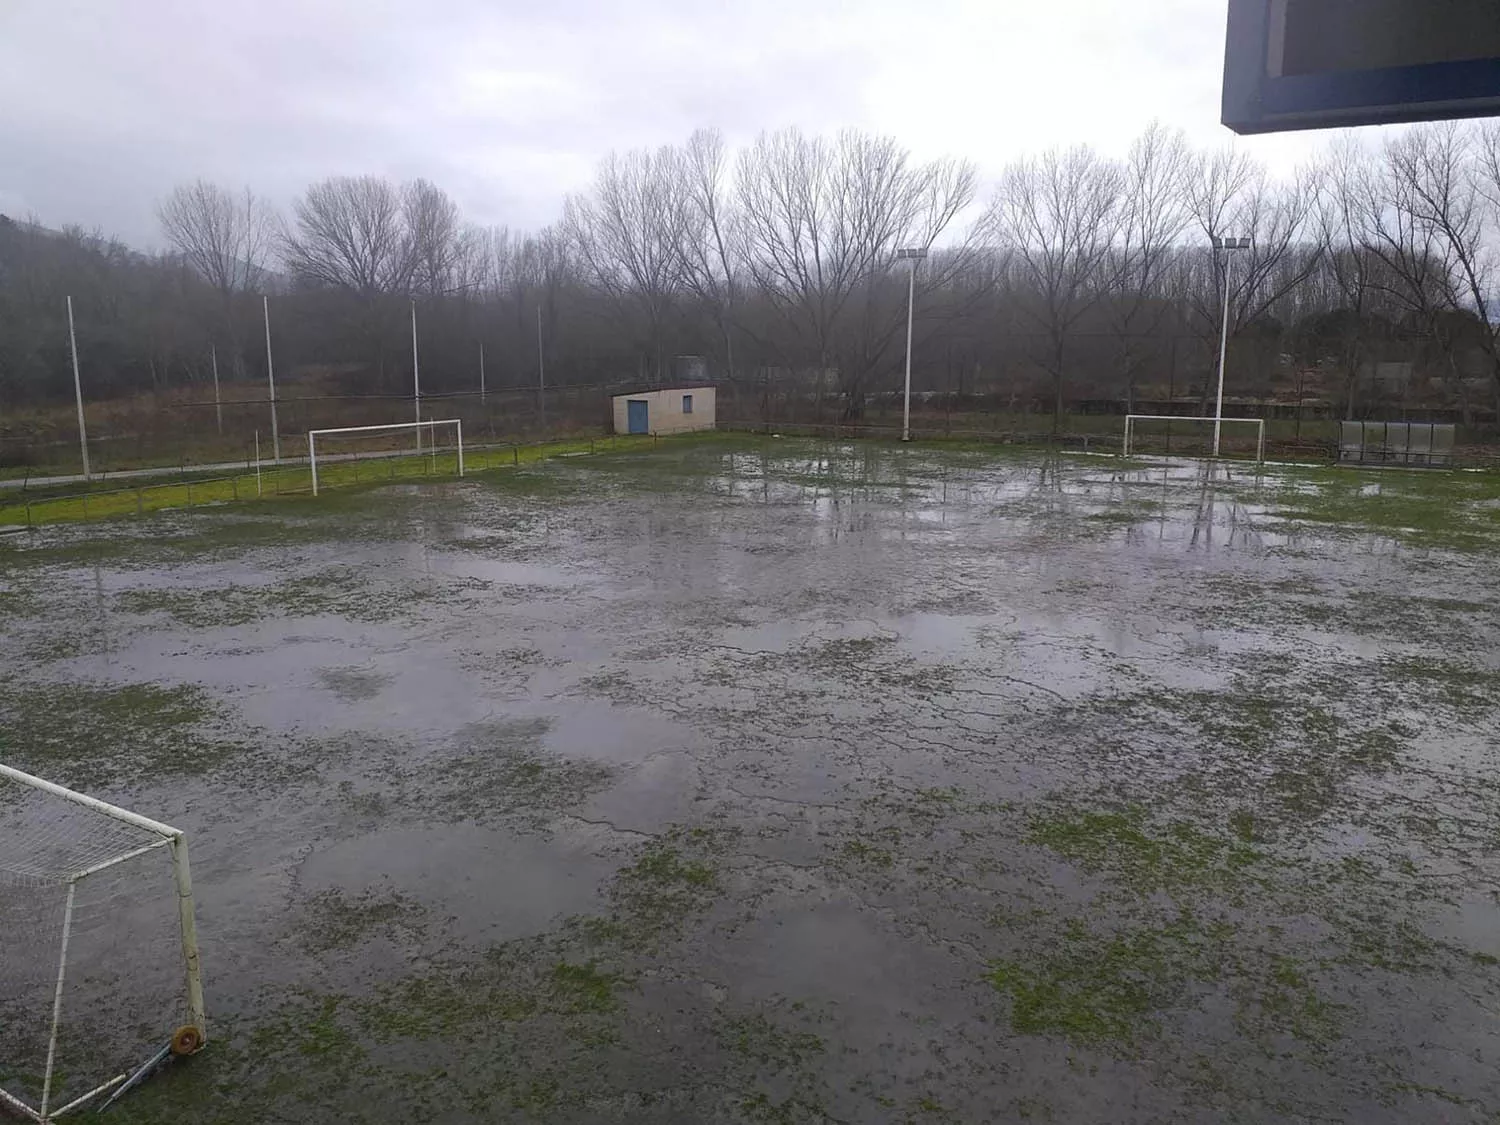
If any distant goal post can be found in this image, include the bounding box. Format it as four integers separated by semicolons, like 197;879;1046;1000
1122;415;1266;462
0;762;206;1122
308;419;465;496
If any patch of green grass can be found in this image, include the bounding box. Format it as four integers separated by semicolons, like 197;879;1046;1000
115;565;483;628
0;678;247;788
315;666;389;702
717;1012;825;1070
1026;803;1264;894
839;838;896;869
251;994;365;1062
354;947;630;1046
302;889;428;953
599;828;733;947
1096;676;1411;823
328;720;612;829
1380;656;1500;718
548;960;624;1014
1252;956;1343;1047
1250;464;1500;552
1082;504;1157;526
986;912;1230;1044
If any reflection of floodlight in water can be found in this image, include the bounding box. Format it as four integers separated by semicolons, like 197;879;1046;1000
896;248;928;442
1211;237;1252;456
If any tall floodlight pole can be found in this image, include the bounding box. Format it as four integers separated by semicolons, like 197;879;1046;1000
66;296;91;479
1212;236;1252;456
537;303;546;431
896;248;928;442
210;345;222;434
262;296;281;462
411;300;422;453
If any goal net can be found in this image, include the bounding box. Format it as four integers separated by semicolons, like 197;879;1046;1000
0;764;205;1122
1122;415;1266;461
308;419;465;496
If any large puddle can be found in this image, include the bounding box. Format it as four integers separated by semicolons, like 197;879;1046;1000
2;438;1498;1123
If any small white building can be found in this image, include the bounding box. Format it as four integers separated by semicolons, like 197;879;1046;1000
611;384;716;436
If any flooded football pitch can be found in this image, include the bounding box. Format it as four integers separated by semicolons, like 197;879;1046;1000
2;434;1498;1123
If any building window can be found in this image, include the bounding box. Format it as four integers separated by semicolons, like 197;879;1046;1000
682;394;694;414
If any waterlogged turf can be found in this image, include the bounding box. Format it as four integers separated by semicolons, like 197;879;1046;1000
1;434;1498;1123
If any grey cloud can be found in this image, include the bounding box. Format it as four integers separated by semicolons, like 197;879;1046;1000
0;0;1310;249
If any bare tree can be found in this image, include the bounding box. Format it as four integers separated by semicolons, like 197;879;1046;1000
1182;149;1321;405
157;180;273;377
1310;137;1416;417
1103;124;1193;409
282;175;412;297
736;127;976;414
564;147;686;380
281;175;420;385
986;145;1124;429
672;128;742;381
1418;122;1500;411
404;179;465;296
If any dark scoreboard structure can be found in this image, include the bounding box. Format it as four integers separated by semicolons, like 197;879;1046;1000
1223;0;1500;134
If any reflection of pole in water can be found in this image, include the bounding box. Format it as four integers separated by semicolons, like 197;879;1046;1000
1190;461;1219;550
92;564;110;661
1157;464;1172;542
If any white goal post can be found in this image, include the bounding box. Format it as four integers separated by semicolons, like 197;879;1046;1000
308;419;465;496
1122;414;1266;461
0;762;205;1122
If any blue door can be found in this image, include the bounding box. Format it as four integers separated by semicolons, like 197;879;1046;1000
627;400;649;434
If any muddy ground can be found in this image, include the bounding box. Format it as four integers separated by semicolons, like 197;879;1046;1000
1;434;1498;1124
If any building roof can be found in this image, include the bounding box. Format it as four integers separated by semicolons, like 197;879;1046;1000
609;383;718;399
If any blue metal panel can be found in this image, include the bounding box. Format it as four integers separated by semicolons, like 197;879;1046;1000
627;400;649;434
1224;0;1500;134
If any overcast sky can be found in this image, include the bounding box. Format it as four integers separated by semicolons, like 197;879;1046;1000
1;0;1360;249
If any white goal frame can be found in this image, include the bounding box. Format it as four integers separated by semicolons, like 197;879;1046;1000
1122;415;1266;461
0;762;205;1122
308;419;465;496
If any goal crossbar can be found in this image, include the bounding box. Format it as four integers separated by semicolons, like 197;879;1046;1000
0;762;206;1122
308;419;465;496
1123;415;1265;461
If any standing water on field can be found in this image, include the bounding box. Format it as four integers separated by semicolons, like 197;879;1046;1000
2;435;1498;1123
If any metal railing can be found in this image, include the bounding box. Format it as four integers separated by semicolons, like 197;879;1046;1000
0;432;647;529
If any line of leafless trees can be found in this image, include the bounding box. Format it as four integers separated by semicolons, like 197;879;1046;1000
5;120;1500;426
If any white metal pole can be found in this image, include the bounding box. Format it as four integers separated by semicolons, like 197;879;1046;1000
0;763;182;836
310;432;319;497
457;419;465;477
172;836;207;1040
262;296;281;462
479;341;486;404
39;881;77;1121
255;430;262;497
1213;248;1234;457
412;300;422;453
537;303;546;431
902;258;917;442
66;295;91;479
211;345;222;435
